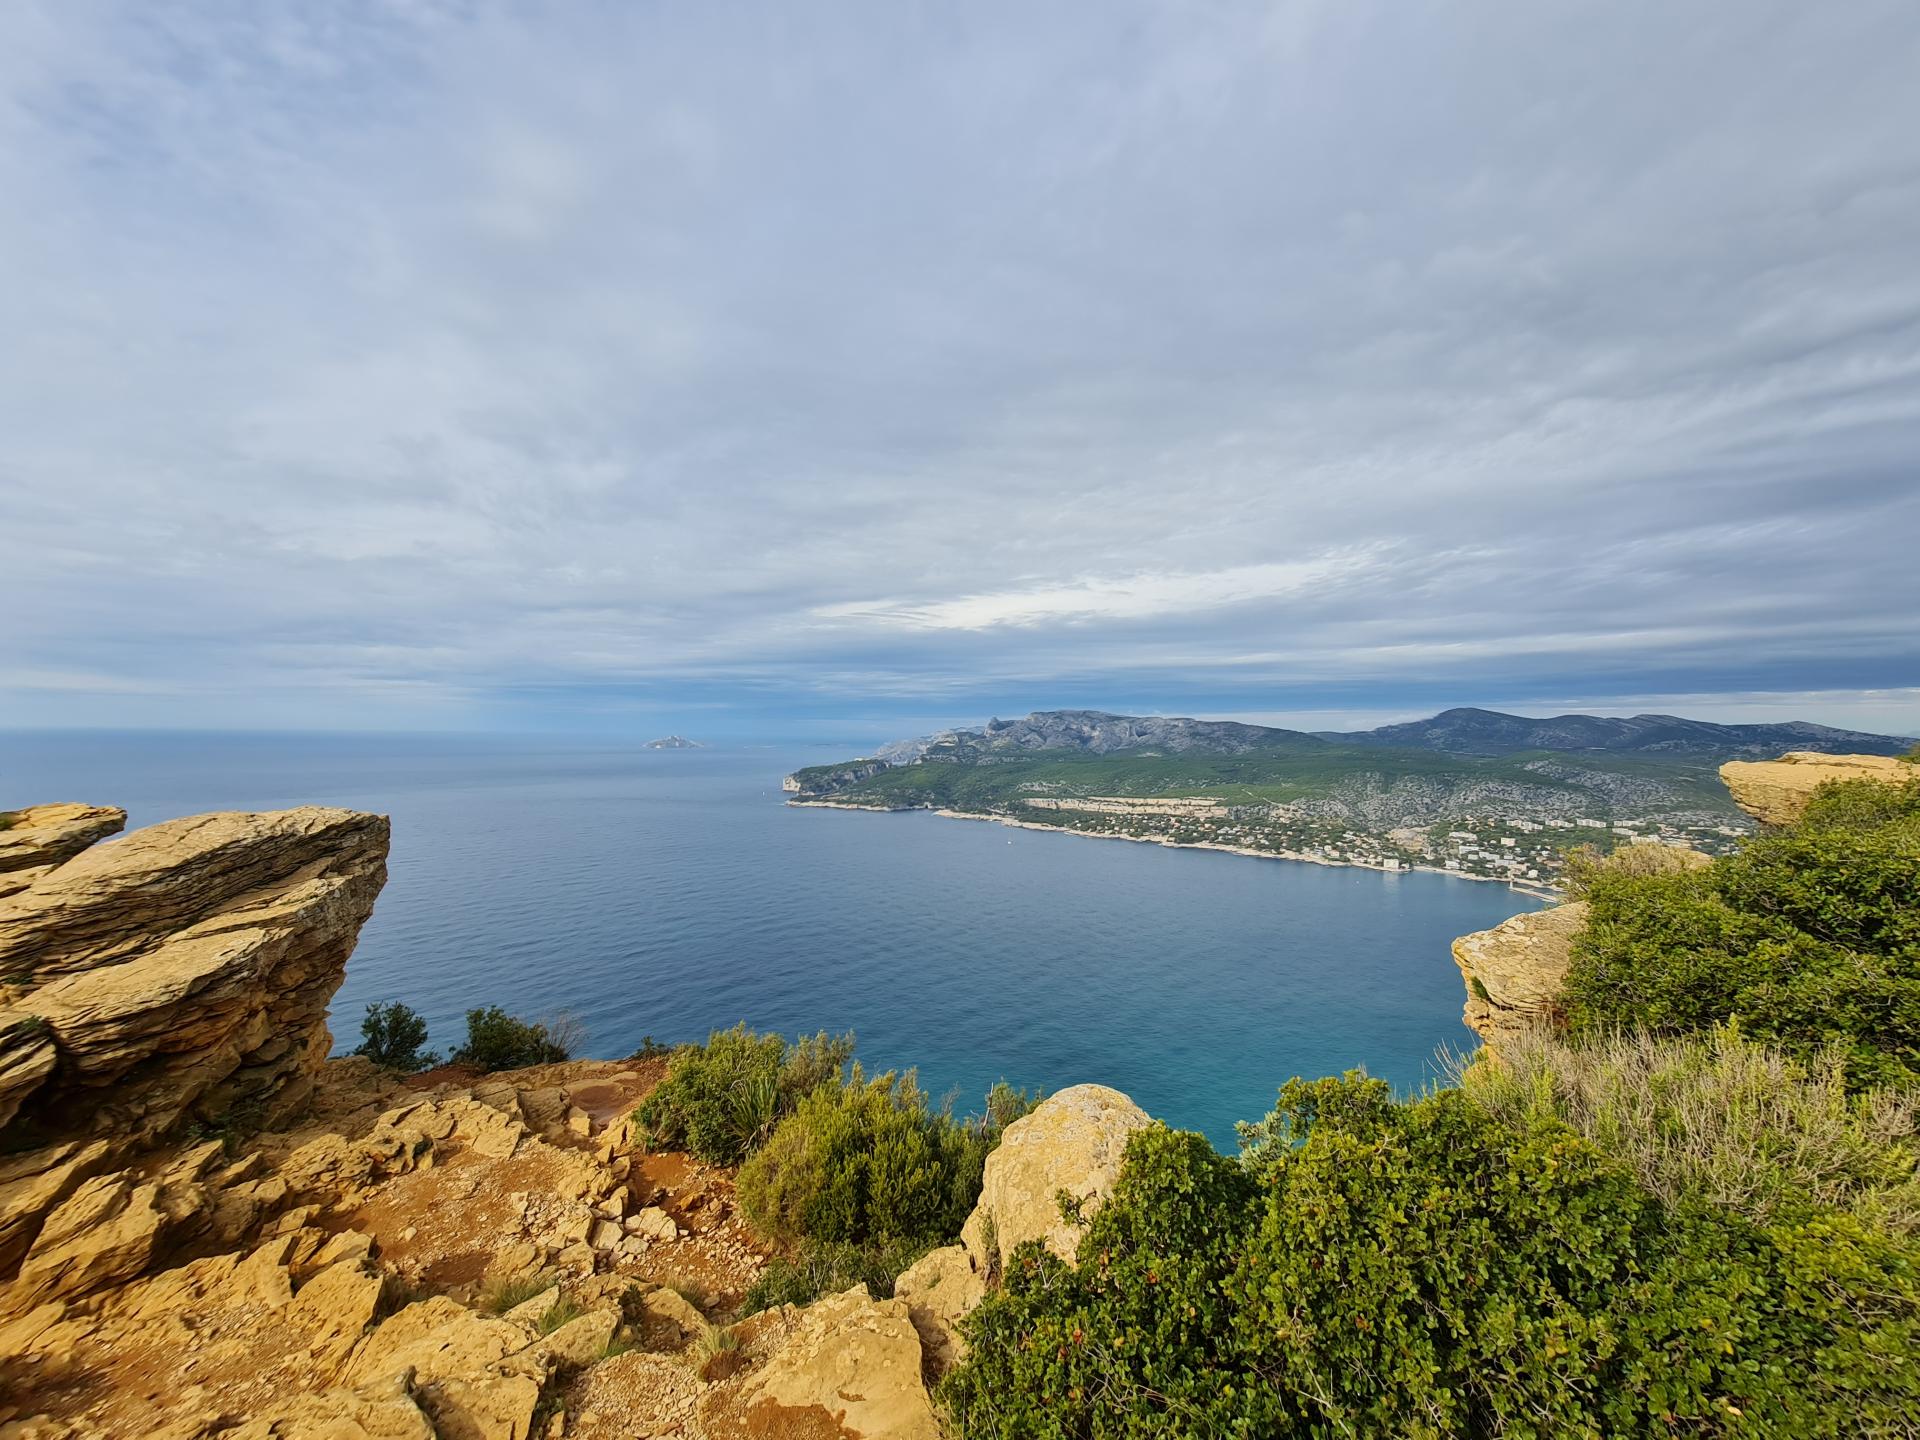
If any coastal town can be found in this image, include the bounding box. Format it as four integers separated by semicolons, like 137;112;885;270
798;790;1752;894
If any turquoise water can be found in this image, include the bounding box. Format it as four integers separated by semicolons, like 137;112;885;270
4;733;1542;1147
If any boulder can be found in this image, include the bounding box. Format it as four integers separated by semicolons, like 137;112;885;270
1720;751;1911;826
896;1085;1149;1376
734;1285;940;1440
892;1242;983;1372
1451;901;1589;1048
0;807;389;1150
960;1083;1151;1269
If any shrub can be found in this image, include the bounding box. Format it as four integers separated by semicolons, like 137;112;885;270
741;1237;930;1313
737;1068;988;1249
451;1005;573;1071
1562;776;1920;1085
353;1001;439;1072
1453;1025;1920;1235
943;1074;1920;1439
633;1024;853;1164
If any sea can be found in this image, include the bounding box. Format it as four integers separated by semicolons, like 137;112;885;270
4;732;1544;1148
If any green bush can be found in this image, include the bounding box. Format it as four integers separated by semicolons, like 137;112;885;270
736;1068;990;1249
353;1001;439;1072
633;1024;854;1164
1454;1025;1920;1235
450;1005;573;1071
1562;776;1920;1085
740;1236;931;1313
943;1074;1920;1439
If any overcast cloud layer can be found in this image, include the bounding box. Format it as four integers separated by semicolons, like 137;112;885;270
3;1;1918;738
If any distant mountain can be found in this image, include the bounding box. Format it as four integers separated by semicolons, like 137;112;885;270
1318;707;1913;759
918;709;1319;759
644;735;702;750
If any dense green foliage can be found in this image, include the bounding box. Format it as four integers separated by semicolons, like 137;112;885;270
737;1068;998;1248
449;1004;572;1071
741;1236;932;1312
353;1000;439;1072
1563;776;1920;1084
633;1021;852;1167
945;1074;1920;1439
634;1024;854;1164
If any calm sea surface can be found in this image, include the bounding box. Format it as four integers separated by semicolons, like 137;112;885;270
5;733;1542;1147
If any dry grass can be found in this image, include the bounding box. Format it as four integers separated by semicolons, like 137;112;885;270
480;1273;551;1315
1451;1025;1920;1235
694;1322;741;1362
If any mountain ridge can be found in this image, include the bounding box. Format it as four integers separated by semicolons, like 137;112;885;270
879;706;1912;765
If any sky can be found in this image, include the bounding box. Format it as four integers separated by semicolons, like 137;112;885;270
2;1;1917;744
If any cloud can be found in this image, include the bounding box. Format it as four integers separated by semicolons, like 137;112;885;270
1;0;1917;734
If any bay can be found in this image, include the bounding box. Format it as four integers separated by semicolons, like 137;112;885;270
4;731;1543;1147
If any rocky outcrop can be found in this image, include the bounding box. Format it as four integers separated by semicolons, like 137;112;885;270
728;1285;940;1440
1451;902;1589;1047
0;805;125;899
0;807;389;1150
896;1083;1152;1374
1720;751;1912;826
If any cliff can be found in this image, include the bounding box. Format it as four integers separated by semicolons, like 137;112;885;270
1452;751;1912;1048
1718;750;1911;826
0;807;390;1150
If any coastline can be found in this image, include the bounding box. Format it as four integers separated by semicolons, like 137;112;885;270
787;797;1562;899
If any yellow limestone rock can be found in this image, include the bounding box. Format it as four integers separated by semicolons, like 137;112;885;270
738;1284;940;1440
0;803;126;898
901;1083;1151;1376
960;1082;1151;1268
1451;902;1590;1048
0;807;389;1148
1719;751;1911;826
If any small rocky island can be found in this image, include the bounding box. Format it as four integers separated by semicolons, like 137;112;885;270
644;736;702;750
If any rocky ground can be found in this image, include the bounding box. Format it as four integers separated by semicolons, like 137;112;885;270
0;1050;953;1439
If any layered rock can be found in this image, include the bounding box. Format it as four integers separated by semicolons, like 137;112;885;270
1450;902;1591;1048
0;805;126;899
0;806;389;1150
1719;751;1912;826
896;1082;1152;1373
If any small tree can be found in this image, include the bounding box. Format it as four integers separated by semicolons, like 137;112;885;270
354;1001;438;1072
451;1005;572;1072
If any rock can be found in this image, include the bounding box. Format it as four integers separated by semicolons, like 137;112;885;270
588;1218;623;1251
637;1285;706;1345
0;1140;113;1278
288;1258;386;1370
346;1296;546;1440
0;1012;58;1130
1451;901;1589;1048
891;1086;1149;1378
525;1305;618;1370
225;1369;437;1439
566;1106;592;1138
1720;751;1911;826
0;804;126;893
960;1083;1151;1270
625;1205;678;1241
0;807;389;1149
734;1284;940;1440
893;1243;983;1373
12;1175;174;1306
